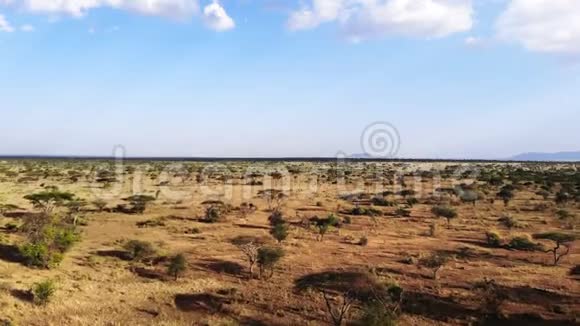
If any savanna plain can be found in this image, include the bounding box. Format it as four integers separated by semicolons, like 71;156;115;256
0;159;578;326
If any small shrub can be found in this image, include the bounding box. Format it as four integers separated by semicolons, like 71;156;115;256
406;197;419;207
257;246;284;279
50;226;80;252
92;199;107;212
268;210;285;226
123;240;156;261
167;254;187;280
508;235;541;251
4;223;18;232
498;215;522;229
359;236;368;246
556;209;574;220
349;206;382;216
343;215;352;224
394;207;411;218
372;197;395;207
19;242;63;269
270;222;289;243
31;279;56;305
357;302;397;326
485;231;502;247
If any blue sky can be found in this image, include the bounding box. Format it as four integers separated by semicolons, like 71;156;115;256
1;0;579;159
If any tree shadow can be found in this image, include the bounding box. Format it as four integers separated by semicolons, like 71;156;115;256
482;313;577;326
498;285;575;306
294;270;382;300
174;293;230;313
2;211;38;219
130;267;169;281
94;249;131;261
196;259;245;276
173;292;281;326
0;243;22;263
234;224;270;230
402;291;478;322
10;289;33;303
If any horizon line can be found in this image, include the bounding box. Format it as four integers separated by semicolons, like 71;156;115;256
0;154;578;164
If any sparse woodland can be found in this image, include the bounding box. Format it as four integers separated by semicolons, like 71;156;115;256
0;159;578;325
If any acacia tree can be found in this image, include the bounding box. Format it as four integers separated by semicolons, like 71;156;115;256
124;194;156;214
24;189;75;216
459;190;479;206
322;290;355;326
257;189;287;212
231;236;267;278
496;187;514;206
419;252;450;280
533;232;577;265
431;206;457;229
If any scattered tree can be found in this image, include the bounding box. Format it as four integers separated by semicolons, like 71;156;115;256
270;222;289;243
533;232;577;265
257;246;284;279
419;252;450;280
431;206;457;228
167;254;187;280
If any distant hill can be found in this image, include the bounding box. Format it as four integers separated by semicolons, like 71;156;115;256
509;151;580;162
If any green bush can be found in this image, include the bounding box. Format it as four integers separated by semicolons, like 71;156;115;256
349;206;382;216
431;205;457;227
508;235;541;251
123;240;156;261
485;231;502;247
270;222;289;243
51;226;80;252
372;197;395;207
394;207;411;217
257;246;284;279
19;242;63;269
356;302;397;326
32;279;56;305
498;215;522;229
167;254;187;280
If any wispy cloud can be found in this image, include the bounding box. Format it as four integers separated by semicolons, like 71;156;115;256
287;0;474;41
0;0;236;31
0;13;14;32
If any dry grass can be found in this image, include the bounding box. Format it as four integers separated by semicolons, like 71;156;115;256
0;160;578;325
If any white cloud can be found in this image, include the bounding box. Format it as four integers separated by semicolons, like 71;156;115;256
288;0;473;40
0;13;14;32
17;0;199;19
496;0;580;54
464;35;480;46
203;0;234;31
20;23;34;31
0;0;236;31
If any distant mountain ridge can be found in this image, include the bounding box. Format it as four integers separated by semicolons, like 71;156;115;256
509;151;580;162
